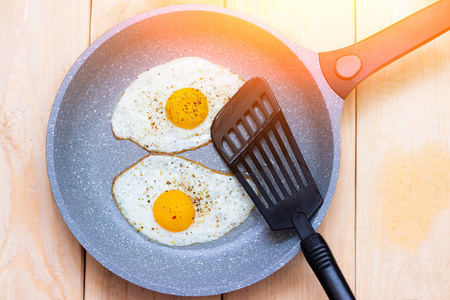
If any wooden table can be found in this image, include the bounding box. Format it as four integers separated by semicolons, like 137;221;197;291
1;0;449;299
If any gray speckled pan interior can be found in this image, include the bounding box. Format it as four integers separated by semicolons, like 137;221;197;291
46;4;343;296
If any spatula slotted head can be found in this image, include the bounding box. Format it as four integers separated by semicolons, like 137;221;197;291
211;77;323;230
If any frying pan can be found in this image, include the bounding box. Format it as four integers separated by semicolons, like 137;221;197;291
46;2;450;296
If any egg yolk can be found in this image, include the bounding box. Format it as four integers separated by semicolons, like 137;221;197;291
153;190;195;232
165;88;209;129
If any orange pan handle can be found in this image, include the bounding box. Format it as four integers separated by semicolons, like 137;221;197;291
319;0;450;99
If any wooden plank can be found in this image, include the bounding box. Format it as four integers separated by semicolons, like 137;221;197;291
224;1;356;299
85;1;223;299
356;0;450;298
86;0;357;299
0;0;90;299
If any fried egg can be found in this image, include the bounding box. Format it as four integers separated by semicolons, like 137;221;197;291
111;57;245;153
112;155;255;246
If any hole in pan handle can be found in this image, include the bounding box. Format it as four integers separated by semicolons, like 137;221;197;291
319;0;450;99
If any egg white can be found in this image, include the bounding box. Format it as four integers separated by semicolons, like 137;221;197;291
111;57;245;153
112;155;255;246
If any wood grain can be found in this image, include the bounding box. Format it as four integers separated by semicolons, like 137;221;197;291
356;0;450;299
223;1;356;299
0;0;90;299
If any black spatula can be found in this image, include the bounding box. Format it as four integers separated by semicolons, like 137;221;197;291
211;77;355;300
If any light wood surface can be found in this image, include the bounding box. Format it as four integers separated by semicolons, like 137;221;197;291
1;0;448;299
0;1;90;299
356;1;450;299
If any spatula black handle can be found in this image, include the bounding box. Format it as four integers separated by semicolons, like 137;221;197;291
292;212;355;300
301;233;355;300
